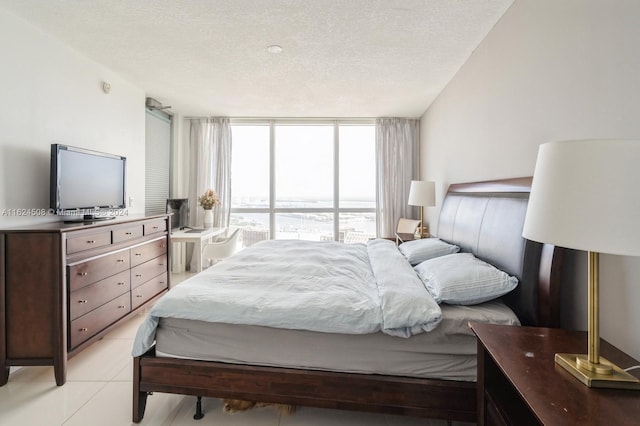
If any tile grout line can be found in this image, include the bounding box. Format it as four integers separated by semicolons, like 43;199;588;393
60;381;110;426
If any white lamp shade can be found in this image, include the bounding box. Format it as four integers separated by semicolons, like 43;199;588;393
408;180;435;207
523;139;640;256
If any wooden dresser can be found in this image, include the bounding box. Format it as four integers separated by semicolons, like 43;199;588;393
0;215;170;386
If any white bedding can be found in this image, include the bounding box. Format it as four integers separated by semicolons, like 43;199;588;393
153;300;520;381
132;239;442;356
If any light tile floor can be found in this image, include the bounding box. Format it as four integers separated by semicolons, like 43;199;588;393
0;272;475;426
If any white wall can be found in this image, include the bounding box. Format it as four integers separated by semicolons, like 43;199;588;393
420;0;640;359
0;8;146;227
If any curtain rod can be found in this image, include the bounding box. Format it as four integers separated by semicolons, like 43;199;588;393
182;116;380;121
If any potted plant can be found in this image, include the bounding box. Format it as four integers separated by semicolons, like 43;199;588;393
198;189;220;228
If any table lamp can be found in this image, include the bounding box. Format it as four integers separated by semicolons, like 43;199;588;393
408;180;435;238
523;139;640;389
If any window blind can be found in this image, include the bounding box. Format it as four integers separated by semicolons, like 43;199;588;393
145;109;171;215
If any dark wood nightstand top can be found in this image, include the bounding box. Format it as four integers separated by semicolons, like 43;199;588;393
471;322;640;425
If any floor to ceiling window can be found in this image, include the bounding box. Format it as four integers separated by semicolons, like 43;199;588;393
230;120;376;247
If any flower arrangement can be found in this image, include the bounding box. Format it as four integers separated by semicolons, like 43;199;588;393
198;189;220;210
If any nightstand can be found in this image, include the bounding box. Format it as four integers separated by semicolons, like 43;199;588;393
470;322;640;425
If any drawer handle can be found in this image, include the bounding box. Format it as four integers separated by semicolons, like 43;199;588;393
117;282;126;286
78;272;88;276
152;226;159;230
118;305;127;309
117;259;125;263
136;294;143;298
135;253;142;256
160;244;166;248
136;274;143;278
159;263;164;267
78;299;88;304
87;240;95;244
159;281;165;284
79;327;88;332
125;232;132;235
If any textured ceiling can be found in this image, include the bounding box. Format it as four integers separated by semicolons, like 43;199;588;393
0;0;513;118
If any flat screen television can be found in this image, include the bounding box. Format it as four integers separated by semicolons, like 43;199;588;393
50;143;127;222
166;198;189;230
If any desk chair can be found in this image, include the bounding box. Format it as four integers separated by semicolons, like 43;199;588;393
395;218;421;244
396;218;421;234
201;228;242;268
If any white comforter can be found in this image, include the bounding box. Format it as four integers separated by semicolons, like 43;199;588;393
132;238;441;357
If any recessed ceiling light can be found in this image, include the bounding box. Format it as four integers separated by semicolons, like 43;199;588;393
267;45;283;54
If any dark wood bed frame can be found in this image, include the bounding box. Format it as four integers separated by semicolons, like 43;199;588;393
133;177;564;423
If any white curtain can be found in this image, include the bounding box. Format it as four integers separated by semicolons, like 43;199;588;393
188;117;232;228
375;118;420;238
187;117;232;270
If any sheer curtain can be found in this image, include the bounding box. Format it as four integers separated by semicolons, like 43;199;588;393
375;118;420;238
186;117;232;270
188;117;232;228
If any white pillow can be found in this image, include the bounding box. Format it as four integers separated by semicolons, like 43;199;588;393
414;253;518;305
398;238;460;265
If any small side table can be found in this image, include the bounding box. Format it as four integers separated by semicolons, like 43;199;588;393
471;322;640;425
170;227;226;272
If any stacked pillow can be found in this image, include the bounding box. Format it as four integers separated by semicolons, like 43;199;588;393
414;252;518;305
398;238;460;265
398;238;518;306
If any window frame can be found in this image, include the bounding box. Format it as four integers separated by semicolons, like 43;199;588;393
230;118;376;242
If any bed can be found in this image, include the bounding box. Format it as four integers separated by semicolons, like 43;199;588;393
132;177;564;423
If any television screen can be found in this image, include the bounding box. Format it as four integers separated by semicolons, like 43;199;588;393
50;144;126;221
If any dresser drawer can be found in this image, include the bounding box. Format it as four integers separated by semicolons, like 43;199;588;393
69;292;131;349
66;231;111;254
131;255;167;289
131;238;168;267
68;249;130;291
143;219;166;236
112;225;144;244
131;272;168;310
69;270;130;320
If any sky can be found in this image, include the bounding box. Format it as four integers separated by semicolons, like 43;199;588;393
231;124;375;206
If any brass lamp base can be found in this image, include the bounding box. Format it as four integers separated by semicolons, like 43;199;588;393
555;353;640;390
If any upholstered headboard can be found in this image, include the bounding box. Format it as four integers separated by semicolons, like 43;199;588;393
436;177;564;327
